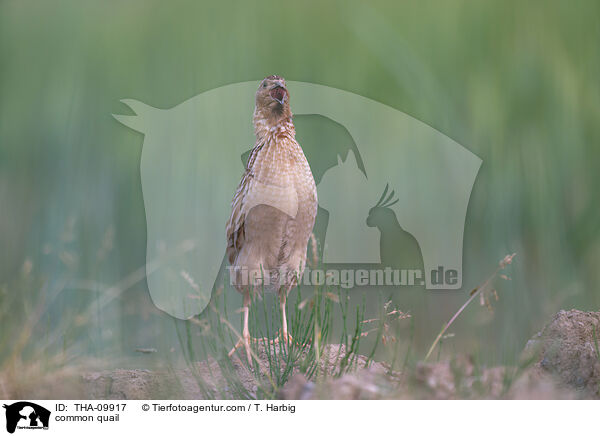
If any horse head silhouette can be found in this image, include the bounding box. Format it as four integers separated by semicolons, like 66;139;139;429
113;81;481;318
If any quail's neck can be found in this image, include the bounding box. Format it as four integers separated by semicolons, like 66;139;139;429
253;108;295;141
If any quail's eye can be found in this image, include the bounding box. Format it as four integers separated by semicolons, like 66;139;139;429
262;82;267;88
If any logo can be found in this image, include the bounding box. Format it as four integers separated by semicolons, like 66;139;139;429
3;402;50;433
114;81;481;319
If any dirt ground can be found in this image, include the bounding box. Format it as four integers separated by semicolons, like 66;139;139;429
2;309;599;400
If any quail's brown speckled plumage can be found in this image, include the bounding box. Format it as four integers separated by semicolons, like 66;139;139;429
226;76;318;362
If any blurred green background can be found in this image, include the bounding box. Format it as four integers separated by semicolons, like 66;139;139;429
1;0;599;370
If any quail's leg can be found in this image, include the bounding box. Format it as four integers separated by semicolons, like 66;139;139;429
281;292;289;343
228;290;253;364
274;290;293;346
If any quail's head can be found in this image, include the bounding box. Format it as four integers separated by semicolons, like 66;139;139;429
255;75;291;120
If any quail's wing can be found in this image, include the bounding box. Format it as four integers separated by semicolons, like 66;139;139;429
226;171;249;265
226;144;299;264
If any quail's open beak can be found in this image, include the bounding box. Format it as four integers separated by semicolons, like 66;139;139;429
269;82;287;105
